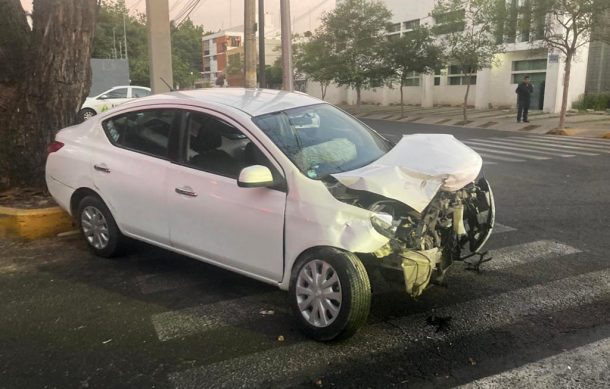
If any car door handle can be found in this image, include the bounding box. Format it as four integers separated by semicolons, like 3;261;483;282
175;186;197;197
94;164;111;173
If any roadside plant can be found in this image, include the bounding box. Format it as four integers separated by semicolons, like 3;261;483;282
382;26;445;118
431;0;505;121
294;33;339;100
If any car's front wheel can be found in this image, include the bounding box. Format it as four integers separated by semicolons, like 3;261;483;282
289;248;371;341
77;195;124;258
78;108;96;122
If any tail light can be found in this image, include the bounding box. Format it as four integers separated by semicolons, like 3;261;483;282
47;141;64;154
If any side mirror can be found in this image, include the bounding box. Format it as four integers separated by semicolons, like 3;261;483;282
98;94;109;100
237;165;274;188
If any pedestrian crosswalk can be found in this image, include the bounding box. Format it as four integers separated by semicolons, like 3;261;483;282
127;222;610;388
379;133;610;164
461;135;610;164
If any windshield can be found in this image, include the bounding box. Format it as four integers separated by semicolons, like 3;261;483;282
252;104;392;179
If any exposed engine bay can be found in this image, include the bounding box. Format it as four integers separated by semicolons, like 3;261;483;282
325;176;495;297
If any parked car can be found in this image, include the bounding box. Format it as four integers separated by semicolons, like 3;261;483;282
78;86;151;122
46;88;495;341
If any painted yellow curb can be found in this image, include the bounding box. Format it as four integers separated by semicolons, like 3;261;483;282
0;206;74;240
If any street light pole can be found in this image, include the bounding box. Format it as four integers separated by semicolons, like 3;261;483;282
280;0;293;91
145;0;173;93
258;0;266;88
244;0;257;88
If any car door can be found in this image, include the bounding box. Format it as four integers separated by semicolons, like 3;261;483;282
99;87;130;111
167;110;287;281
92;108;181;245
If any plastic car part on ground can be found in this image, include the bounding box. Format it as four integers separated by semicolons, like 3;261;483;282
332;134;483;213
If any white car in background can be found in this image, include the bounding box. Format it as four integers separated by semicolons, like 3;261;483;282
46;88;495;341
78;86;151;122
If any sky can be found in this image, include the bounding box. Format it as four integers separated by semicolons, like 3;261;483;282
21;0;337;35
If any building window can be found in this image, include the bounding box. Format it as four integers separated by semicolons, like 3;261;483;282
447;65;476;85
387;22;401;33
511;58;547;83
404;71;420;87
433;9;465;34
403;19;420;30
434;68;442;86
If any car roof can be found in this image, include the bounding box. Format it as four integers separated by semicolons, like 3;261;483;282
129;88;323;117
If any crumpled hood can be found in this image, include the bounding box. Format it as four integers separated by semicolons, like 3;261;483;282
331;134;483;213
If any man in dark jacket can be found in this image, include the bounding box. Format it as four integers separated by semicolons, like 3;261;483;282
515;75;534;122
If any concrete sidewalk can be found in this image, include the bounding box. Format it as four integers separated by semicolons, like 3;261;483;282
339;104;610;138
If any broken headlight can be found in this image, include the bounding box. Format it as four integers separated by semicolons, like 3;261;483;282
370;212;397;239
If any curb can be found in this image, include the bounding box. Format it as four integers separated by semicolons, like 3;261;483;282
0;206;74;240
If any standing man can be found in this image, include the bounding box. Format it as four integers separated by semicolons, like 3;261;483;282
515;75;534;123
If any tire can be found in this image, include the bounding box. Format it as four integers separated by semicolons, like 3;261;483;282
78;108;96;123
77;195;124;258
289;248;371;341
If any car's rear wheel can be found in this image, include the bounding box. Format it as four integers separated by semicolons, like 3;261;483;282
77;196;124;258
289;248;371;341
78;108;96;122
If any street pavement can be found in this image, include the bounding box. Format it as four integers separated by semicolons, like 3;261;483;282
1;121;609;388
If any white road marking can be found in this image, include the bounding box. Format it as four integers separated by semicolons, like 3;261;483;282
464;140;576;158
482;240;581;271
466;145;551;160
168;268;610;389
521;136;610;151
492;223;516;234
498;138;600;155
525;134;610;146
136;272;204;295
470;138;598;156
456;337;610;388
152;292;286;341
478;153;525;162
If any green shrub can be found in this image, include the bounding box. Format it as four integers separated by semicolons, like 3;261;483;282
573;93;610;111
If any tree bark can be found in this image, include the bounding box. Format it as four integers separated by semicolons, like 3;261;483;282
463;75;471;122
400;83;404;118
0;0;98;190
356;86;361;112
558;53;572;129
321;81;328;100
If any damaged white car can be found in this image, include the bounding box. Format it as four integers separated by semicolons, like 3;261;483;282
46;89;494;341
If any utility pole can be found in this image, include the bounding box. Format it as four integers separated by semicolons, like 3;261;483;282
123;12;128;60
145;0;173;93
244;0;257;88
258;0;266;88
280;0;293;91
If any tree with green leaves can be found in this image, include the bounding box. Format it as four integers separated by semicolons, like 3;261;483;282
432;0;505;121
532;0;610;129
171;19;204;89
320;0;392;107
294;33;338;100
382;27;445;117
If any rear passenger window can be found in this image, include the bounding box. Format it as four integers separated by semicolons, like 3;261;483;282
102;109;180;159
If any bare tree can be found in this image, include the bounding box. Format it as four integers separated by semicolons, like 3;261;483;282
535;0;610;129
0;0;98;189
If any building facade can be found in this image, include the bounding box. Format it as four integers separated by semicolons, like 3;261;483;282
307;0;598;112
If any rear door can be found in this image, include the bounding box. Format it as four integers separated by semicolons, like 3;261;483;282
167;110;287;281
92;108;181;244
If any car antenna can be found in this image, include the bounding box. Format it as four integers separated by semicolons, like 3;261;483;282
160;77;175;92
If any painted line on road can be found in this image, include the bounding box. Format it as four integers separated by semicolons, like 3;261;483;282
521;136;610;151
168;268;610;389
491;138;600;155
466;145;551;160
470;138;599;156
478;153;525;162
464;140;576;158
456;337;610;388
152;292;286;342
482;240;581;271
492;223;516;234
525;134;610;146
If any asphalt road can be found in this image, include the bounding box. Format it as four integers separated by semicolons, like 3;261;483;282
1;120;609;388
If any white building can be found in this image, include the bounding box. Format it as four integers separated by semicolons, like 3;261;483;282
307;0;599;112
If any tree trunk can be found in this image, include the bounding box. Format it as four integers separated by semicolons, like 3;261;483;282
321;81;327;100
558;54;572;130
0;0;98;190
356;86;361;112
463;75;472;122
400;83;404;118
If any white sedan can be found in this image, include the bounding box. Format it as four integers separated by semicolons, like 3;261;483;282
46;88;495;341
78;85;151;122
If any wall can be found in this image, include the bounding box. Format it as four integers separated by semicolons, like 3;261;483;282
89;59;130;96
